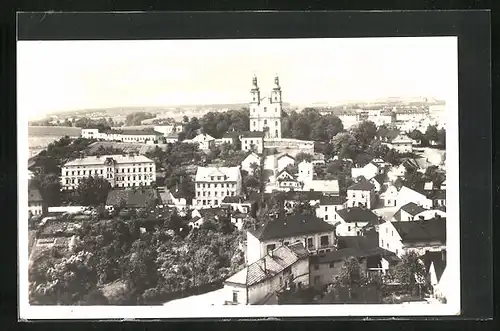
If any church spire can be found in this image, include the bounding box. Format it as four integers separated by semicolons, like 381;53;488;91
273;74;281;90
252;74;258;89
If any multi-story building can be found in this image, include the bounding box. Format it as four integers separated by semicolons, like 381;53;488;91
60;154;156;190
240;131;265;153
346;180;376;209
81;128;164;143
184;133;215;152
193;166;242;209
249;75;282;139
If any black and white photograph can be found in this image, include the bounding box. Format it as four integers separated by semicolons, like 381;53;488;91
18;35;460;318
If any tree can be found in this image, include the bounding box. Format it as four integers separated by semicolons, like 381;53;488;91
76;176;112;206
425;125;439;143
392;251;430;296
295;152;313;163
332;257;365;288
437;128;446;147
352;120;377;149
31;173;61;206
330;132;359;160
125;112;155;126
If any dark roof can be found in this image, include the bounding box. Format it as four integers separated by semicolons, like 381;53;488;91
421;250;447;282
249;214;335;241
348;180;375;191
319;195;347;206
222;131;240;139
105;188;159;208
372;173;387;185
392;217;446;243
337;233;379;251
240;131;266;138
336;207;379;224
311;247;387;264
277;153;295;160
109;128;163;136
283;191;323;202
400;202;427;216
28;188;43;202
199;207;228;218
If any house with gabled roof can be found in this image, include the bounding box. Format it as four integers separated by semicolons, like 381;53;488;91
335;206;381;236
370;173;388;192
105;187;160;211
28;188;45;218
184;133;215;152
276;153;295;172
346;180;376;209
378;217;446;257
391;202;446;222
193;166;242;209
351;161;383;181
275;169;301;191
240;131;265;153
315;195;347;226
223;242;309;305
379;184;432;209
246;214;336;264
240;152;261;175
387;134;413;153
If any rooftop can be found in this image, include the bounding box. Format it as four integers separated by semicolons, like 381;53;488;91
392;217;446;243
64;154;153;167
195;166;241;182
28;188;43;202
249;214;335;241
225;242;307;287
336;207;379;224
302;180;339;193
319;195;347;206
348;180;375;191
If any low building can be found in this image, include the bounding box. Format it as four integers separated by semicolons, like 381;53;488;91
164;133;180;144
184;133;216;152
28;188;45;218
282;191;323;211
193;166;242;209
351;161;383;181
246;214;336;264
153;123;184;136
275;169;301;191
60;154;156;190
391;202;446;222
158;186;187;210
379;184;433;209
387;134;413;153
335;206;380;236
221;196;255;215
346;180;376;209
276;153;295;172
240;152;261;175
105;187;160;212
302;180;340;196
223;242;309;305
378;217;446;257
315;195;347;225
240;131;265;154
220;132;240;146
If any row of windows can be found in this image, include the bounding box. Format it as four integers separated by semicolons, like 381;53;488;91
64;167;153;176
196;183;235;189
197;199;221;206
252;120;279;126
197;190;235;197
64;175;152;184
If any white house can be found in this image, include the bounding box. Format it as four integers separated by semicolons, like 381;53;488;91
246;214;336;264
379;185;432;209
223;242;310;305
369;174;387;193
275;169;301;191
276;153;295;172
378;217;446;257
387;134;413;153
240;131;265;154
297;161;314;183
193;166;242;209
315;195;347;225
185;133;215;152
346;180;376;209
158;186;187;210
335;207;380;236
351;162;383;181
240;152;261;175
391;202;446;222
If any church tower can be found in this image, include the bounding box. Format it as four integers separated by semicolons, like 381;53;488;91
249;75;282;139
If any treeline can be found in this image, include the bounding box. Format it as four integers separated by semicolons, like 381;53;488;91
29;210;245;305
282;108;344;143
125;112;156;126
179;108;250;140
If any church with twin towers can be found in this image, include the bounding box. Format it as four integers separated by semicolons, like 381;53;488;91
249;75;283;139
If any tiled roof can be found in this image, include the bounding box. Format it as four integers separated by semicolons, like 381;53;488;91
427;189;446;200
105;188;159;208
336;207;379;224
28;188;43;202
64;154;153;167
311;246;391;264
249;214;334;241
378;129;400;140
400;202;427;216
225;243;306;287
392;217;446;243
337;232;379;251
348;180;375;191
240;131;266;138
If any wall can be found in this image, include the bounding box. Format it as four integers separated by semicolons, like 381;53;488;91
258;231;336;259
277;156;295;172
378;221;404;256
315;204;342;225
336;221;369;236
347;189;374;209
246;231;263;264
28;202;44;216
223;283;248;305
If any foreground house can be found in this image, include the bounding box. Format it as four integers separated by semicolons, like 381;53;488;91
378;217;446;257
223;242;309;305
60;153;156;190
193;166;242;209
246;214;336;264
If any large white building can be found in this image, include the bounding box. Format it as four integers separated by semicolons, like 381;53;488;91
81;128;163;143
60;154;156;190
193;166;242;208
249;75;282;139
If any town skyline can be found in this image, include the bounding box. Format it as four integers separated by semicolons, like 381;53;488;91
18;37;456;120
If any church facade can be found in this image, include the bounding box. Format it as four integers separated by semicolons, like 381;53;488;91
249;75;283;139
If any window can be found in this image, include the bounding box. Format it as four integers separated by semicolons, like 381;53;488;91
307;238;314;249
77;170;81;175
314;265;319;270
386;228;388;234
253;121;256;127
275;121;278;126
395;249;399;255
387;243;389;249
348;226;351;231
232;291;238;303
264;120;267;125
320;235;329;247
266;244;276;252
133;168;136;173
329;262;335;268
100;170;103;174
203;200;206;205
122;169;125;173
381;239;384;246
324;215;328;220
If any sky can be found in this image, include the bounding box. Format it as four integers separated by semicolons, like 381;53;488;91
17;37;457;120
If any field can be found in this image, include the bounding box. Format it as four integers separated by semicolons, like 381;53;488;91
28;126;81;157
